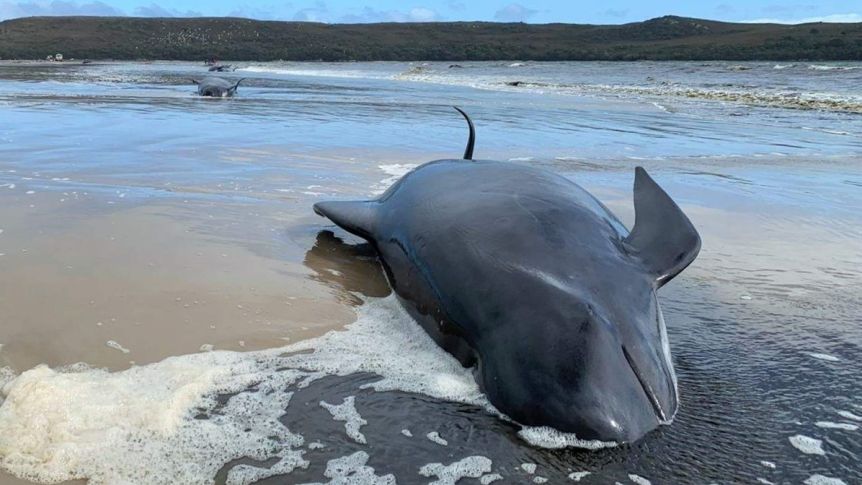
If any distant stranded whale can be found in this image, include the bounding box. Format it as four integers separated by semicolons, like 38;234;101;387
313;109;701;443
191;77;244;97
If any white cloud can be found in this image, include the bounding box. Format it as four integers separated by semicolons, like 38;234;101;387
743;13;862;24
0;0;123;20
293;0;329;22
133;3;201;17
406;7;437;22
493;3;537;22
339;6;439;23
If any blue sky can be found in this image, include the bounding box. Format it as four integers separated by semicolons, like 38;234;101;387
1;0;860;24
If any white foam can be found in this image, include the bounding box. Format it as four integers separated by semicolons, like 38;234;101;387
371;164;418;195
419;456;492;485
651;102;670;112
837;410;861;421
569;471;591;481
238;65;390;81
789;435;826;455
226;449;308;485
106;340;130;354
0;295;612;484
0;355;303;485
306;451;396;485
521;463;537;474
804;475;847;485
426;431;448;446
0;367;14;404
320;396;367;444
807;353;840;362
815;421;858;431
308;441;325;450
480;473;503;484
284;296;486;407
517;426;617;450
400;429;413;437
534;477;548;484
629;474;652;485
760;460;776;469
808;65;858;71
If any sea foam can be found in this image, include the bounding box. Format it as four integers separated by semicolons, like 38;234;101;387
0;295;614;484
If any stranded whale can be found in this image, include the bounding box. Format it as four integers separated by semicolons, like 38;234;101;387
191;77;244;97
313;109;701;443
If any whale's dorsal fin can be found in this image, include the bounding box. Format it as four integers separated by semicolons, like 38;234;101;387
314;200;377;239
229;78;245;95
625;167;701;287
190;78;200;85
453;106;475;160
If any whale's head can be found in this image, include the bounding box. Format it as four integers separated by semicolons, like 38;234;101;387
192;78;244;97
476;276;680;443
472;167;700;443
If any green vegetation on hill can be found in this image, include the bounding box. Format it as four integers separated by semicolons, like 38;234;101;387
1;15;860;61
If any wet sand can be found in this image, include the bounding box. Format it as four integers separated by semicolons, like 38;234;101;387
0;192;364;372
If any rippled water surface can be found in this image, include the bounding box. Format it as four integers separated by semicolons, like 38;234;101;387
0;60;860;485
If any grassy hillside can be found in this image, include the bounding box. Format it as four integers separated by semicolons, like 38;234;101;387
1;15;860;61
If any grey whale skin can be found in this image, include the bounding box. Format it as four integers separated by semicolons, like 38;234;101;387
191;77;244;97
313;113;701;443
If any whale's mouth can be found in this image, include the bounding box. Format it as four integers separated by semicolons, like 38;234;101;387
622;345;668;422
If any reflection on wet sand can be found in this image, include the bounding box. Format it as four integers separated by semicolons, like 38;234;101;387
303;230;391;306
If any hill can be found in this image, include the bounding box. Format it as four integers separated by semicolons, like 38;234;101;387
0;15;860;61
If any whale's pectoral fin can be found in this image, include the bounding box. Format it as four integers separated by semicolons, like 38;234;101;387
314;200;378;240
625;167;701;287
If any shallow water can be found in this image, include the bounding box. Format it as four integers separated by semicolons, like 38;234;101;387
0;60;860;484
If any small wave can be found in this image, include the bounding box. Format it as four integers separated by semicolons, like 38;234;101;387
808;65;859;71
499;81;862;114
390;68;862;114
773;64;795;70
238;65;387;80
801;127;851;136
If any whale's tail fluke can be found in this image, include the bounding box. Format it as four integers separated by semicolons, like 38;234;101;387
453;106;475;160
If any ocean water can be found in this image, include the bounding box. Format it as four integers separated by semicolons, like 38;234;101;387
0;60;860;485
